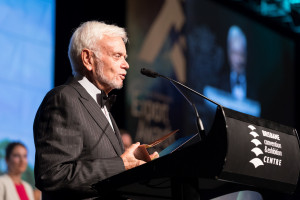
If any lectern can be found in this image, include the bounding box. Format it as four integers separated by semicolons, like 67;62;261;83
93;106;300;199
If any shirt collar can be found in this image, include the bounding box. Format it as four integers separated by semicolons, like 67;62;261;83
76;75;102;103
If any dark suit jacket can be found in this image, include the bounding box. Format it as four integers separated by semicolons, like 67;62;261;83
33;78;125;200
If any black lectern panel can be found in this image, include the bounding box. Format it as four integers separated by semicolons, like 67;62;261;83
219;107;300;194
93;106;300;198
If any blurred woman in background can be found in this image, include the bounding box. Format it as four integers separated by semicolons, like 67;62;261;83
0;142;34;200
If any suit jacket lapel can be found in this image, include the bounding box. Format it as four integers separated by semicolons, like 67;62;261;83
110;113;125;153
68;78;123;156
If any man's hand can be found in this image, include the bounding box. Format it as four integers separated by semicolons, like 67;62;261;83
121;142;146;170
121;142;160;170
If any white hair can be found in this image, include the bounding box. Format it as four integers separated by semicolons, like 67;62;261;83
227;25;247;49
68;21;128;76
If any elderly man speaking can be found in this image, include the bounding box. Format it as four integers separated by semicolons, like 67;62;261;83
33;21;158;200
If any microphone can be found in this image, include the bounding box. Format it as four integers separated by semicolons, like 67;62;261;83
140;68;220;106
140;68;159;78
140;68;218;140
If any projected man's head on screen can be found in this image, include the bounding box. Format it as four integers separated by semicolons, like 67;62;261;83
227;25;247;100
203;24;260;117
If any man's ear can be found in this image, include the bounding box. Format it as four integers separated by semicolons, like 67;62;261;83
81;49;93;71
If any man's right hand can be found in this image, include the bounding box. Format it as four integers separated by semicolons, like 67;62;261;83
120;142;146;170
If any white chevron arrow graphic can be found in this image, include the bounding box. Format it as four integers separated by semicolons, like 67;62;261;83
248;125;256;130
251;139;262;146
249;131;259;138
251;147;264;156
249;158;264;168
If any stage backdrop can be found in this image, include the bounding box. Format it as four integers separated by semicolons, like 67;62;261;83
125;0;296;154
0;0;55;187
126;0;187;153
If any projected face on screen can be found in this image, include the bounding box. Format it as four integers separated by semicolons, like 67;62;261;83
202;25;261;117
227;25;247;100
228;26;247;76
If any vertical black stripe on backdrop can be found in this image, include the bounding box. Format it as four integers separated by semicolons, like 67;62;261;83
294;36;300;197
54;0;127;129
293;35;300;200
295;38;300;133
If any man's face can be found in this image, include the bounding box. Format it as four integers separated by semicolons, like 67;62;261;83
93;35;129;92
228;38;246;75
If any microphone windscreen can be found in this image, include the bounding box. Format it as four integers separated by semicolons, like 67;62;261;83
140;68;158;78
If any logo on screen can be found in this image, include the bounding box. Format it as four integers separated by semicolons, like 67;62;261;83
248;125;264;168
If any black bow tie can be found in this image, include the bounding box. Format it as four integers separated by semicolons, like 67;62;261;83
97;92;116;111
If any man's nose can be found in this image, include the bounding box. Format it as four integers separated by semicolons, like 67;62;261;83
122;59;129;69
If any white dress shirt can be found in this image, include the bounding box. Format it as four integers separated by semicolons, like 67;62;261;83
76;76;114;131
